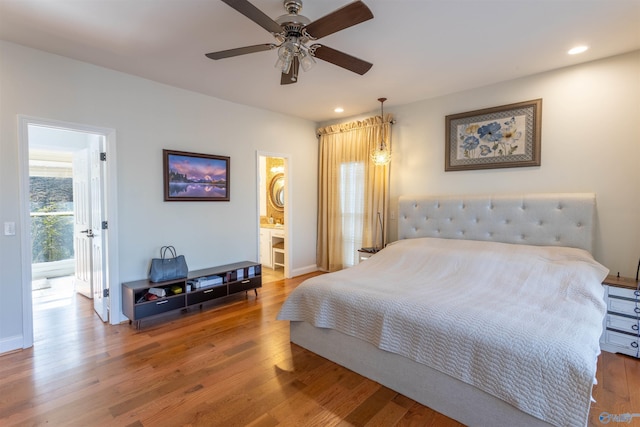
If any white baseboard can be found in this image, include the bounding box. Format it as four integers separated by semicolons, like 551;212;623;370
0;334;26;355
290;264;319;278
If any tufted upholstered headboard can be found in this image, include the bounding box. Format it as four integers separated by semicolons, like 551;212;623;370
397;193;596;253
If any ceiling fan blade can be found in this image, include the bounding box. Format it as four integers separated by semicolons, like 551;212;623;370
280;56;299;85
311;45;372;75
206;43;275;60
221;0;283;34
303;1;373;40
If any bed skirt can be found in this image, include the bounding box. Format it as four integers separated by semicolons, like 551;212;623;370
290;321;556;427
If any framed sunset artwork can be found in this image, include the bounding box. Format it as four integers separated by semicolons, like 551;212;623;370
163;149;230;201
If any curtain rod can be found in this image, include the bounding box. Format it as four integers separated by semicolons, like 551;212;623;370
316;117;396;138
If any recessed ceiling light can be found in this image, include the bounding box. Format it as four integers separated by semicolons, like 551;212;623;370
568;45;589;55
334;107;344;113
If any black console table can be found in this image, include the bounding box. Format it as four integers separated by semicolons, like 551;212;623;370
122;261;261;328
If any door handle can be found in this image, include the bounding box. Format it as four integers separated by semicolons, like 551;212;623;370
80;229;95;237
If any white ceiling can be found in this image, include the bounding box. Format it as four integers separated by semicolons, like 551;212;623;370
1;0;639;122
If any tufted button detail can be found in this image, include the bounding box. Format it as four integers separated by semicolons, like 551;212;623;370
397;196;594;250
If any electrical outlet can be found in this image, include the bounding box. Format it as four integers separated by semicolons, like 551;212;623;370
4;222;16;236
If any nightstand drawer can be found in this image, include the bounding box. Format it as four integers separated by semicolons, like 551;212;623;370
606;314;640;334
603;330;639;357
608;297;640;317
609;286;640;300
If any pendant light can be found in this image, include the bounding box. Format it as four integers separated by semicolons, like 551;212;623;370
371;97;391;166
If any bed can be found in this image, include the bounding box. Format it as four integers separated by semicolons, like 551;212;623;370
277;194;608;427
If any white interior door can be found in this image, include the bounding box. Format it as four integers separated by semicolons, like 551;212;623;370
90;137;108;322
21;117;120;349
72;148;92;298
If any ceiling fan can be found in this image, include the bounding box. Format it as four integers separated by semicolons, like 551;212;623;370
206;0;374;85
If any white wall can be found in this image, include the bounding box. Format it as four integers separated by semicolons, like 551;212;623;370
387;51;639;276
0;41;318;353
321;51;640;277
3;40;638;354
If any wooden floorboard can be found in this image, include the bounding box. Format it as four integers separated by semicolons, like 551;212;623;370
1;273;639;426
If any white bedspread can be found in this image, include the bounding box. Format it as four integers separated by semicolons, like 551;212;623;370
277;237;608;427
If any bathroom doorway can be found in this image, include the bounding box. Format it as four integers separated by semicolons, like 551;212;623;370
257;153;290;281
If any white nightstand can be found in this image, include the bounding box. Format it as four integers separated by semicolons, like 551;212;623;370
357;248;379;264
600;275;640;358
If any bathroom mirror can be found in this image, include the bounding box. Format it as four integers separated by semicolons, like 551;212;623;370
269;173;284;211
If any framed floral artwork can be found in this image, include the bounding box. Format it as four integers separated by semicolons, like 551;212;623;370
445;99;542;171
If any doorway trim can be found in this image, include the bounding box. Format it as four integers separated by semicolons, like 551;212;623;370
18;115;120;348
256;151;291;279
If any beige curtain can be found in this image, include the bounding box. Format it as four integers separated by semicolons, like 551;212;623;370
316;114;392;271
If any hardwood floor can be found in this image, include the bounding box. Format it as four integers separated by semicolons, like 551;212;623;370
260;266;284;284
1;273;639;427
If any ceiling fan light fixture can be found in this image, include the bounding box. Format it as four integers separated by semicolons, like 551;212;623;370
299;48;316;72
275;41;295;73
275;55;292;74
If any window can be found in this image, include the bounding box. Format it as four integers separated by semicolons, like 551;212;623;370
340;161;365;266
29;153;74;263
